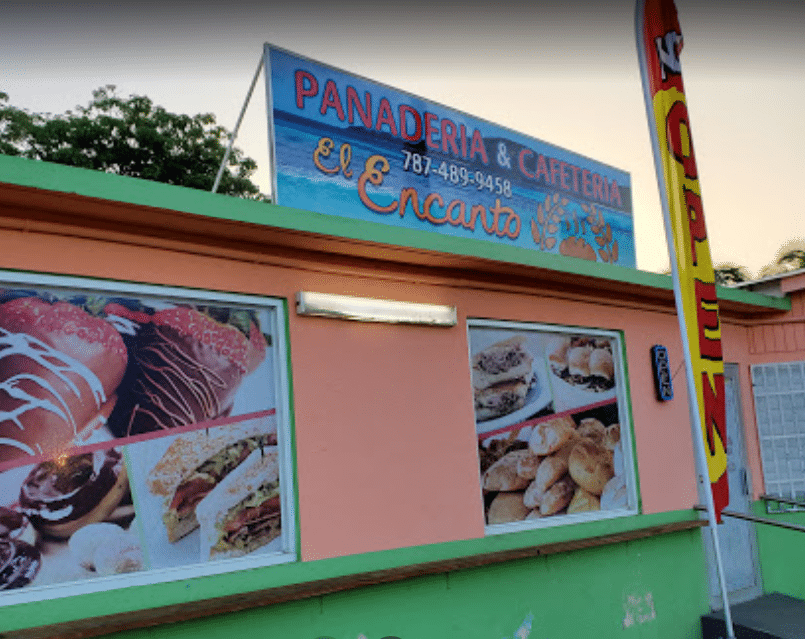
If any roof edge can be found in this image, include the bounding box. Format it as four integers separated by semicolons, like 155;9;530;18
0;155;789;313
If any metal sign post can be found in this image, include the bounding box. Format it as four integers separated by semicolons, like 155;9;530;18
212;54;265;194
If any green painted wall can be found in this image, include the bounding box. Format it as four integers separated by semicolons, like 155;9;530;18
753;501;805;599
99;528;708;639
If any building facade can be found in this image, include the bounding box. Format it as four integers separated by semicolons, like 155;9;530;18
0;155;803;639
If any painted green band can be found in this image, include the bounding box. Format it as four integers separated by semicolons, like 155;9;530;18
0;509;701;633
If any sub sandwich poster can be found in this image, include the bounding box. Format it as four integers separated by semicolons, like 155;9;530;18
0;276;293;601
468;321;635;528
265;45;637;268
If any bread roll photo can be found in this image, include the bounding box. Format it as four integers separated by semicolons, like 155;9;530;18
568;439;614;495
487;492;530;525
567;487;601;514
483;450;533;492
540;476;576;516
528;415;576;455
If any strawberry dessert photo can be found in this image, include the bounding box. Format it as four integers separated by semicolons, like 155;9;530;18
102;301;268;436
0;289;270;466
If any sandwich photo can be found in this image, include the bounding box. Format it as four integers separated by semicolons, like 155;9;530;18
474;379;532;422
547;334;616;393
196;446;281;561
471;335;536;421
146;415;277;543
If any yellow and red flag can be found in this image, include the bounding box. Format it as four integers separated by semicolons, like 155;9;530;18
637;0;729;520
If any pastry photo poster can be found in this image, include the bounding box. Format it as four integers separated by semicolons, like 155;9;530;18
469;320;636;530
0;276;294;601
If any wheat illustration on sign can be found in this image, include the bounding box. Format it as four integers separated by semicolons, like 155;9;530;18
530;194;619;263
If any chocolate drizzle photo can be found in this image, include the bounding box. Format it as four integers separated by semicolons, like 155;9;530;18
102;303;268;437
0;290;272;468
0;445;141;591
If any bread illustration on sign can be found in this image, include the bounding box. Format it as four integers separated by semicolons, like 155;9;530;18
146;416;277;543
103;303;267;436
0;297;127;464
196;446;281;560
472;335;536;421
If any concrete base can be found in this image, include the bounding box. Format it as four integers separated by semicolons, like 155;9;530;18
702;593;805;639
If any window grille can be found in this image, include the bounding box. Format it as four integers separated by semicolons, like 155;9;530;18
751;362;805;509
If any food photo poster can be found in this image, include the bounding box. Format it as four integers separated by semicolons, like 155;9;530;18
469;320;635;529
0;275;294;601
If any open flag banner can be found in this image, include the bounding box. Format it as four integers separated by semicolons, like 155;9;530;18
636;0;728;521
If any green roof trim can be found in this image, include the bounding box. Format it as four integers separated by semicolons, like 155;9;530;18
717;278;789;310
0;155;789;312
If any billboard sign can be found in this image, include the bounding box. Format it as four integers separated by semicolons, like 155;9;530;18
265;45;636;268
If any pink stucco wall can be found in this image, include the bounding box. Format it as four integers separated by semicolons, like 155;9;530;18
0;224;758;560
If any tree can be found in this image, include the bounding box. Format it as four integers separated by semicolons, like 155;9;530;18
758;239;805;278
0;86;267;200
713;263;752;286
660;262;753;286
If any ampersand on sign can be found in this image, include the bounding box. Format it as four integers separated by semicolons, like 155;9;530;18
497;142;511;169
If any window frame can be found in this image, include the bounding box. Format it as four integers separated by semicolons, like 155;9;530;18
751;361;805;510
0;270;297;607
467;318;639;535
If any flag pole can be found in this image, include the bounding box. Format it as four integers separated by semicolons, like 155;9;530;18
212;54;265;194
696;435;737;638
635;1;735;636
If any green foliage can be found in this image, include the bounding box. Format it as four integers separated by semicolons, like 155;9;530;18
759;239;805;278
660;262;752;286
0;86;267;200
777;249;805;270
713;263;752;286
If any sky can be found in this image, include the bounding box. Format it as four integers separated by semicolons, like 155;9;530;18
2;0;804;275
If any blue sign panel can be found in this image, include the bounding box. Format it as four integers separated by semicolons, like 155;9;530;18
650;344;674;401
265;45;635;268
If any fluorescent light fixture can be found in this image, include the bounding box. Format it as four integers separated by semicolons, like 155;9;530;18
296;292;456;326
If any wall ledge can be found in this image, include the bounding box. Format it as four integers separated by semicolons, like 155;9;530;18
0;511;705;639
